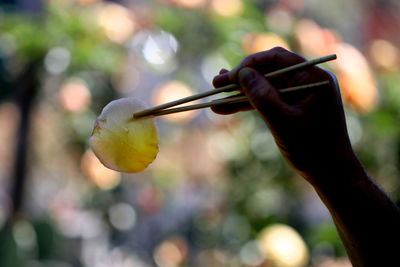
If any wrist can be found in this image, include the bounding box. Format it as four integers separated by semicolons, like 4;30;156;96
301;149;369;191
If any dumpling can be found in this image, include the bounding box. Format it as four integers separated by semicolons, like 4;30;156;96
90;97;159;173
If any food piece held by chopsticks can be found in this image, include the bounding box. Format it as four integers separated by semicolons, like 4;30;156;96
89;54;336;173
90;97;159;173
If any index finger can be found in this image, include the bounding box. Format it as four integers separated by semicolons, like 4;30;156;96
212;69;231;88
228;47;306;82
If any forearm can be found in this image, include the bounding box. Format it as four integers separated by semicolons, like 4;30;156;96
212;48;400;265
309;155;400;266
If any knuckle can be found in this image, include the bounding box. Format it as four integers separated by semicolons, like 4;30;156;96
212;76;219;86
270;46;289;53
241;56;256;67
212;74;228;87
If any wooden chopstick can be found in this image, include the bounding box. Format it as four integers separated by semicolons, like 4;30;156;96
137;80;330;118
147;95;248;117
133;54;336;119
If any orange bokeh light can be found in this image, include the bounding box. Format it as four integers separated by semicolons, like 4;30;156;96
293;19;377;114
81;150;121;190
242;32;290;55
210;0;244;17
154;237;188;267
152;81;197;123
58;80;91;113
294;19;339;57
97;3;136;43
368;39;399;72
334;43;378;114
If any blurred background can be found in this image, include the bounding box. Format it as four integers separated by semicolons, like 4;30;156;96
0;0;400;266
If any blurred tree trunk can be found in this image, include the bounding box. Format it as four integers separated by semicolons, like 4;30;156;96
0;0;43;12
11;60;40;221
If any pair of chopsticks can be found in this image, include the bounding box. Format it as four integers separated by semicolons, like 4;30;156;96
133;54;337;119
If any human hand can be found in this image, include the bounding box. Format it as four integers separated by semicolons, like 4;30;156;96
212;47;357;185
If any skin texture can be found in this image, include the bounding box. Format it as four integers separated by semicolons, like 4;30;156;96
212;47;400;266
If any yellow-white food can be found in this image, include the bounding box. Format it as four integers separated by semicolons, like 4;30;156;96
90;97;159;173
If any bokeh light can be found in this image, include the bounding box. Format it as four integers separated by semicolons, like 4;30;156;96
334;43;378;114
152;80;197;123
194;249;233;266
108;202;136;231
131;30;179;73
251;131;280;161
368;39;400;72
258;224;309;267
81;150;121;190
315;257;352;267
293;18;378;114
242;32;290;55
207;131;238;162
13;220;37;253
153;237;188;267
136;184;165;214
201;53;230;84
0;33;17;57
345;113;363;147
210;0;244;17
44;46;71;75
54;208;104;239
294;19;339;57
239;240;265;266
245;188;285;218
58;79;91;113
222;213;251;245
97;3;135;43
266;6;294;35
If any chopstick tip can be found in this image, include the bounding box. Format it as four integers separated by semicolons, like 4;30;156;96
328;54;337;60
132;113;147;120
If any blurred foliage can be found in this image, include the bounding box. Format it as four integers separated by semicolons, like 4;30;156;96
0;3;122;71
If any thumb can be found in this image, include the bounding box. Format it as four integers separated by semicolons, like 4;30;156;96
238;67;286;114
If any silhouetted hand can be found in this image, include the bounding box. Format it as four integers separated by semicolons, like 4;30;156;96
212;47;356;186
213;47;400;267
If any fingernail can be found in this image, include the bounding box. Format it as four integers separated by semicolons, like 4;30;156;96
238;67;256;86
